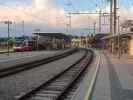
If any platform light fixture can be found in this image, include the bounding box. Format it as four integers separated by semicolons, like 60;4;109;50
4;20;12;56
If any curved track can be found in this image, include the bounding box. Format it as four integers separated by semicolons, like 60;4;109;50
17;49;93;100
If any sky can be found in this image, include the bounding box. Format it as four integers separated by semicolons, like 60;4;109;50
0;0;133;37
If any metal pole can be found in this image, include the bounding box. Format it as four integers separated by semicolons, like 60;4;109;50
99;10;102;33
112;0;117;54
22;20;24;35
110;0;113;34
4;21;12;56
118;16;120;59
68;13;71;34
35;33;39;51
7;21;10;56
94;22;96;35
114;0;117;35
37;34;39;50
35;29;40;51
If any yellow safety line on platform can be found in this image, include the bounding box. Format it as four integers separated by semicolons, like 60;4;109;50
84;54;101;100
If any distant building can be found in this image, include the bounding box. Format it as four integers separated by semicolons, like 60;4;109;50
120;19;133;32
0;37;13;49
89;33;108;48
101;19;133;55
71;36;88;48
34;32;71;50
102;32;133;56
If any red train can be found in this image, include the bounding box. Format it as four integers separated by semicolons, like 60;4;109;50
13;40;37;52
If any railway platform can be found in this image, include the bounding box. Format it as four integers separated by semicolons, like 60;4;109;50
92;50;133;100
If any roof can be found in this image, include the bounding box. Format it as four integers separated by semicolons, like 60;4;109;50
120;20;133;28
94;33;109;40
102;32;133;40
34;32;70;39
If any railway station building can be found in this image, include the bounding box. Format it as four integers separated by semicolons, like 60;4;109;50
71;36;91;48
102;19;133;56
34;32;71;50
102;32;133;56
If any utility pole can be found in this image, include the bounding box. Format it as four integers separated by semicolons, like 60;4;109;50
4;20;12;56
117;16;120;59
110;0;113;34
88;25;91;34
94;22;96;35
102;14;110;31
68;13;72;34
99;10;102;33
112;0;117;54
66;23;69;33
35;29;40;51
22;20;24;35
66;13;72;34
114;0;117;34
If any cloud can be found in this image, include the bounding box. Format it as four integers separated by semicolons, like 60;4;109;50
34;0;51;10
0;0;99;29
0;0;133;36
1;0;132;36
0;0;66;26
119;6;133;19
0;5;33;22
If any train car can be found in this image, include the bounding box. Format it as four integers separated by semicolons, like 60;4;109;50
13;39;37;52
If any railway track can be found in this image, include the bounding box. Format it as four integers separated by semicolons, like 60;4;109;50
17;49;93;100
0;51;14;54
0;48;77;78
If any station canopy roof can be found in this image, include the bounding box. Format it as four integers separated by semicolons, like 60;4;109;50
102;32;133;40
120;20;133;28
34;32;70;40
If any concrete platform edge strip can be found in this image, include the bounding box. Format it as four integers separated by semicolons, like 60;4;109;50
84;53;101;100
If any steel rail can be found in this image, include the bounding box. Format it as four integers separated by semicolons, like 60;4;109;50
0;48;77;78
17;49;93;100
0;51;14;54
57;50;93;100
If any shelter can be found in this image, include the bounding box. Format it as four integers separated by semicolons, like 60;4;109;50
102;32;133;56
34;32;71;50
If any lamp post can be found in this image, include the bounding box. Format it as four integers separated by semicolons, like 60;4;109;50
22;20;25;35
34;29;40;50
117;16;120;59
99;10;102;33
4;20;12;56
96;5;102;33
94;22;96;35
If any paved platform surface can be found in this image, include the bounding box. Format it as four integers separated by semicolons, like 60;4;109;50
92;50;133;100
